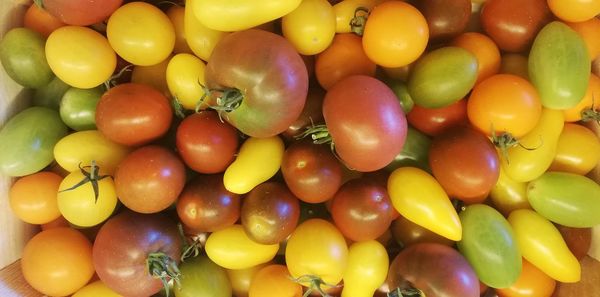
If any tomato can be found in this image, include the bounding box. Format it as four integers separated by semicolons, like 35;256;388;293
107;2;175;66
362;1;428;67
457;204;522;288
96;83;173;146
184;0;228;61
282;87;325;140
166;53;207;110
131;57;171;96
387;243;479;297
331;177;393;241
282;0;335;55
249;265;303;297
166;5;193;55
176;255;232;297
0;107;68;177
385;127;432;173
46;26;116;89
563;74;600;122
41;215;70;230
407;99;468;138
33;76;70;110
22;228;94;296
496;259;556;297
415;0;471;43
176;111;239;174
192;0;301;31
500;109;564;182
468;74;542;140
408;47;478;108
59;86;103;131
41;0;122;26
550;123;600;175
281;139;343;204
315;33;376;90
227;263;269;297
548;0;600;22
57;166;117;227
341;240;388;297
93;211;182;297
557;225;593;260
332;0;384;33
23;3;66;38
285;219;348;288
388;167;462;241
0;28;53;88
480;0;552;52
224;136;285;194
507;209;580;283
9;172;62;225
390;215;455;247
489;167;531;217
322;75;407;172
205;30;308;137
500;54;529;79
451;32;501;83
527;171;600;227
115;145;186;214
205;224;279;270
529;22;590;110
567;18;600;60
72;280;122;297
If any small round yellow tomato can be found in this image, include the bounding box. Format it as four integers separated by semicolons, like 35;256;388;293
131;57;171;96
9;172;62;224
205;224;279;270
333;0;385;33
107;2;175;66
185;0;228;61
282;0;336;55
342;240;389;297
166;5;193;54
72;280;123;297
166;53;207;110
550;123;600;175
46;26;116;89
548;0;600;22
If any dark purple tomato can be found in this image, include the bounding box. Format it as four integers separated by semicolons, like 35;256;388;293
282;87;325;141
241;182;300;245
176;174;241;233
93;211;182;297
391;215;455;247
416;0;471;43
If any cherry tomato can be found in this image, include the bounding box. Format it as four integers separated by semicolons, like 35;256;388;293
23;3;65;38
557;225;592;261
390;215;455;247
500;53;529;79
131;57;171;96
496;259;556;297
227;263;269;297
184;0;228;61
489;167;531;217
176;255;232;297
451;32;501;83
550;123;600;175
282;0;336;55
249;265;303;297
166;53;207;110
563;74;600;122
567;18;600;60
282;87;325;140
407;99;468;137
342;240;389;297
9;172;62;225
548;0;600;22
415;0;471;43
332;0;385;33
41;0;122;26
166;5;193;55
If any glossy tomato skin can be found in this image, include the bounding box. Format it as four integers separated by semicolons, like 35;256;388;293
0;28;53;88
387;243;479;297
323;75;407;172
43;0;122;26
93;211;182;297
416;0;471;43
96;83;173;146
176;111;239;174
429;126;500;203
115;145;186;214
205;29;308;138
175;255;232;297
496;259;556;297
391;215;455;247
407;98;468;137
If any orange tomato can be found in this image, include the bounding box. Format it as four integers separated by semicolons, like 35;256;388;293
467;74;542;139
548;0;600;22
451;32;501;83
315;33;376;90
496;259;556;297
41;216;70;230
564;73;600;122
131;57;171;97
249;265;303;297
362;1;428;67
567;18;600;60
550;123;600;175
227;263;270;297
23;3;66;38
9;171;62;225
500;54;529;80
166;5;193;54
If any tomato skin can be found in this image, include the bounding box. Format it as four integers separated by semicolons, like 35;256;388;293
342;240;389;297
550;123;600;175
407;99;468;137
496;259;556;297
96;83;173;146
59;86;103;131
564;73;600;122
131;57;171;97
390;215;455;247
489;167;531;217
175;255;232;297
227;263;269;297
451;32;501;83
184;0;228;61
72;280;122;297
166;5;193;55
548;0;600;22
249;265;303;297
500;54;529;79
567;18;600;60
9;172;62;225
282;87;325;140
323;75;407;172
282;0;336;55
0;28;53;88
33;76;70;110
24;3;66;38
22;228;94;297
205;29;308;138
42;0;122;26
385;126;432;173
416;0;471;43
166;53;207;110
333;0;385;33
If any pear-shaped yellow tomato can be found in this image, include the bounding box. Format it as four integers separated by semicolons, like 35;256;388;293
166;53;207;110
388;167;462;241
184;0;228;61
489;166;531;217
224;136;285;194
508;209;581;283
550;123;600;175
205;224;279;270
192;0;302;32
282;0;336;55
333;0;385;33
341;240;389;297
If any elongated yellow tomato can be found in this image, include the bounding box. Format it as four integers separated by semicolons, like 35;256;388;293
224;136;284;194
489;166;531;217
192;0;302;32
387;167;462;241
342;240;388;297
333;0;385;33
550;123;600;175
282;0;336;55
166;53;206;110
54;130;131;175
72;280;122;297
205;224;279;270
184;0;228;61
57;166;117;227
508;209;580;283
500;109;564;182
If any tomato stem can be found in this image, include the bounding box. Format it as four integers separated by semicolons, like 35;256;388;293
387;287;425;297
581;107;600;123
177;224;205;262
146;252;181;297
350;7;370;36
58;160;110;204
291;275;338;297
171;96;187;119
103;64;133;90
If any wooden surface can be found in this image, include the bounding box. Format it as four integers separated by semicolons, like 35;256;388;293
0;261;38;297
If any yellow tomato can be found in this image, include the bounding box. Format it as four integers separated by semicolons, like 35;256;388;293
489;167;531;217
550;123;600;175
107;2;175;66
508;209;580;283
205;224;279;270
341;240;389;297
224;136;284;194
166;5;193;54
185;0;228;61
9;172;62;224
227;263;270;297
166;53;207;110
46;26;116;89
53;130;131;175
333;0;385;33
72;280;123;297
131;56;171;96
548;0;600;22
387;167;462;241
282;0;336;55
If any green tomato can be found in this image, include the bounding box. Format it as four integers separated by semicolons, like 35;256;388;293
408;47;478;108
385;79;414;114
527;171;600;227
59;86;104;131
33;76;70;110
175;255;232;297
528;22;589;109
457;204;522;289
385;127;431;172
0;28;54;88
0;107;68;176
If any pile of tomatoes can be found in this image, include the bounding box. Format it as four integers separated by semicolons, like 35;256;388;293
1;0;600;296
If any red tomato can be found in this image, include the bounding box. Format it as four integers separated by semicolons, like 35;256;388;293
407;98;468;136
23;3;65;38
282;87;325;140
42;0;123;26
